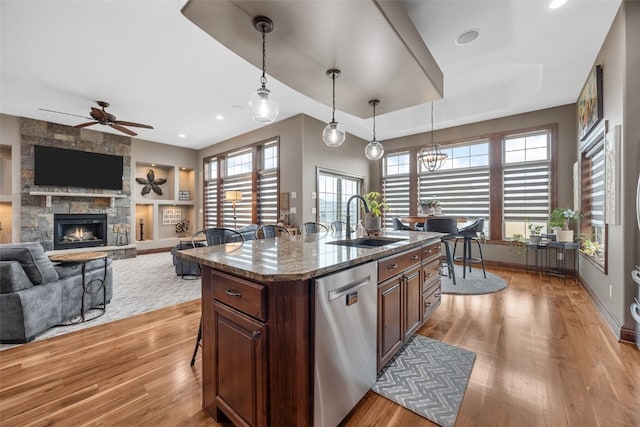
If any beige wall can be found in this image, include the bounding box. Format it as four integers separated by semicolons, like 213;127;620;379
197;113;370;228
579;0;640;338
0;114;22;242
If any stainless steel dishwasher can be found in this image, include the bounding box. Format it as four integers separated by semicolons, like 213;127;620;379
314;261;378;427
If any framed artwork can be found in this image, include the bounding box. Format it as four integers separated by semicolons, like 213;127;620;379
605;124;621;225
162;207;182;225
577;64;603;141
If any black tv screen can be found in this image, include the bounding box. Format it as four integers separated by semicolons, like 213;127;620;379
34;145;124;190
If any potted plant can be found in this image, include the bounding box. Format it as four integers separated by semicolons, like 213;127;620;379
509;233;527;257
419;199;441;215
362;191;390;232
549;207;582;242
527;223;544;244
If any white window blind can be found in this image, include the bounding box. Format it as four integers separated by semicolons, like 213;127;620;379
258;141;279;225
383;152;411;229
203;158;218;228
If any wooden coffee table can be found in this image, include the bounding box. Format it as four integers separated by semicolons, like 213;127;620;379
49;251;108;323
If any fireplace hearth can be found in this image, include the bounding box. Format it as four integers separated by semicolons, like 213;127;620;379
53;214;108;250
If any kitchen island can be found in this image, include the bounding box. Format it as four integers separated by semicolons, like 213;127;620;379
177;229;442;427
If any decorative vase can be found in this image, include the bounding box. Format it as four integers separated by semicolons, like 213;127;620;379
434;206;442;215
530;235;542;244
556;229;574;242
364;215;382;232
420;206;432;215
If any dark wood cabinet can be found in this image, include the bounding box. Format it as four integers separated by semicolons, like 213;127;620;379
422;242;442;321
212;301;267;427
377;248;436;371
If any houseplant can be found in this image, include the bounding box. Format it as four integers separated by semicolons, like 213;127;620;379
362;191;390;232
509;233;527;257
549;207;582;242
527;223;544;243
419;199;441;215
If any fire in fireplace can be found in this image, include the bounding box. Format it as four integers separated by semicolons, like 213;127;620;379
53;214;108;250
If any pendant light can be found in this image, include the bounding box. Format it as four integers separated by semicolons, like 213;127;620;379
247;16;279;124
365;99;384;160
418;102;447;171
322;69;346;147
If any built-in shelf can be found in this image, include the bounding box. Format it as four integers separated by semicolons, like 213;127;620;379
29;191;128;208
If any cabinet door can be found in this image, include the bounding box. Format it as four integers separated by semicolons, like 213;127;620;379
378;278;403;370
404;267;422;340
213;301;267;427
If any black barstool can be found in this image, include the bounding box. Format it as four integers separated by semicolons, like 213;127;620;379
453;218;487;279
425;217;457;286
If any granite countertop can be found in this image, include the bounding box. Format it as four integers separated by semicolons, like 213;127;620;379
176;230;442;282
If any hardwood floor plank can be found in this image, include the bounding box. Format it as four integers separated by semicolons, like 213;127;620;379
1;267;639;427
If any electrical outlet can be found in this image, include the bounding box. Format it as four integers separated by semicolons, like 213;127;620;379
609;284;613;298
312;207;317;214
290;207;297;214
291;192;297;199
312;192;316;199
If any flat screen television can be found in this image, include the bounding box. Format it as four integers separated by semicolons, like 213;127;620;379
34;145;124;190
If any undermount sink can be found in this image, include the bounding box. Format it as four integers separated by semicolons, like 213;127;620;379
326;237;406;248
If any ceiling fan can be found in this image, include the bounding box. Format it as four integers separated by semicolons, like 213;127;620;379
39;100;154;136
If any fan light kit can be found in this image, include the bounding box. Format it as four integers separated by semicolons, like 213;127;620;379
247;16;279;124
364;99;384;160
323;69;346;147
418;102;448;172
38;100;154;136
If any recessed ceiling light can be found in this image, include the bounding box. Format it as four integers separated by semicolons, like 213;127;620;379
216;114;224;120
178;133;186;139
549;0;567;9
455;29;480;46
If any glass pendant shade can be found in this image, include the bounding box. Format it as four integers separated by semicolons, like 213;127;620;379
365;99;384;160
248;16;279;124
365;140;384;160
323;121;346;147
323;69;345;147
248;86;278;124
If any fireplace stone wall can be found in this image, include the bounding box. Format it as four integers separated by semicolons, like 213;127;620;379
19;118;133;256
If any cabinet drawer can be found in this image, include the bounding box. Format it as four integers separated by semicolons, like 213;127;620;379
422;285;441;320
378;248;422;282
422;259;440;285
212;271;266;321
422;242;441;264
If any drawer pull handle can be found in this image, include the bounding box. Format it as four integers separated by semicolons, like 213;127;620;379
435;293;441;299
425;272;432;277
387;263;398;270
225;289;242;297
252;330;261;339
411;255;419;260
425;301;432;308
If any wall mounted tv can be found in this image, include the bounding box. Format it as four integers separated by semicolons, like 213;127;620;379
34;145;124;190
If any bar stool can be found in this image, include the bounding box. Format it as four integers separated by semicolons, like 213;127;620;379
453;218;486;279
424;217;457;286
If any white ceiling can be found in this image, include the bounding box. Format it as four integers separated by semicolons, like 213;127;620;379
0;0;621;150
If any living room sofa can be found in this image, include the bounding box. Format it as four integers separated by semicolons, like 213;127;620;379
0;242;113;344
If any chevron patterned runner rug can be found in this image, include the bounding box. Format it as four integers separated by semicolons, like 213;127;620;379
371;335;476;427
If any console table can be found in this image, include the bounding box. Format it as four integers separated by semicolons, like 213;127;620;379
49;251;108;322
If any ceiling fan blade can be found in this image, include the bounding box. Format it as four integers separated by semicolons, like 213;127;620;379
114;120;154;129
38;108;92;120
109;123;137;136
74;121;98;128
91;107;108;121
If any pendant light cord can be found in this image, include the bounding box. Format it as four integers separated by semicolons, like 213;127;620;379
430;102;434;145
372;102;377;142
260;28;267;88
331;73;336;122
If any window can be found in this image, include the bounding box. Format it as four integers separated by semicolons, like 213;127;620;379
383;152;412;229
203;138;279;229
381;125;555;240
580;124;606;271
419;141;490;235
317;169;362;227
503;131;550;239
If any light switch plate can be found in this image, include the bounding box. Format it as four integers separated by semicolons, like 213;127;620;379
312;207;317;214
291;192;297;199
290;207;297;214
312;192;316;199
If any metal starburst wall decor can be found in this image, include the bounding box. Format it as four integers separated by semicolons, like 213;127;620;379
136;169;167;196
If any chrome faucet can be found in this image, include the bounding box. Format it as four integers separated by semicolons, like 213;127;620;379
346;195;370;239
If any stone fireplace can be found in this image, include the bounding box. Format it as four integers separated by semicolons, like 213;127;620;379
53;213;107;250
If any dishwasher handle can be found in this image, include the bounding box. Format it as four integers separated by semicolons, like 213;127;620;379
328;279;370;302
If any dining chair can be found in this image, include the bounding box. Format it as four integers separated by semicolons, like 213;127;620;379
392;217;412;231
255;224;291;239
189;228;245;366
329;221;349;233
424;217;457;286
301;222;329;234
453;218;486;279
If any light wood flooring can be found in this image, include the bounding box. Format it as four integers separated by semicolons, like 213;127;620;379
1;268;638;426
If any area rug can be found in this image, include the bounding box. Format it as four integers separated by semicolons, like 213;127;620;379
0;252;201;350
441;265;507;295
371;335;476;427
